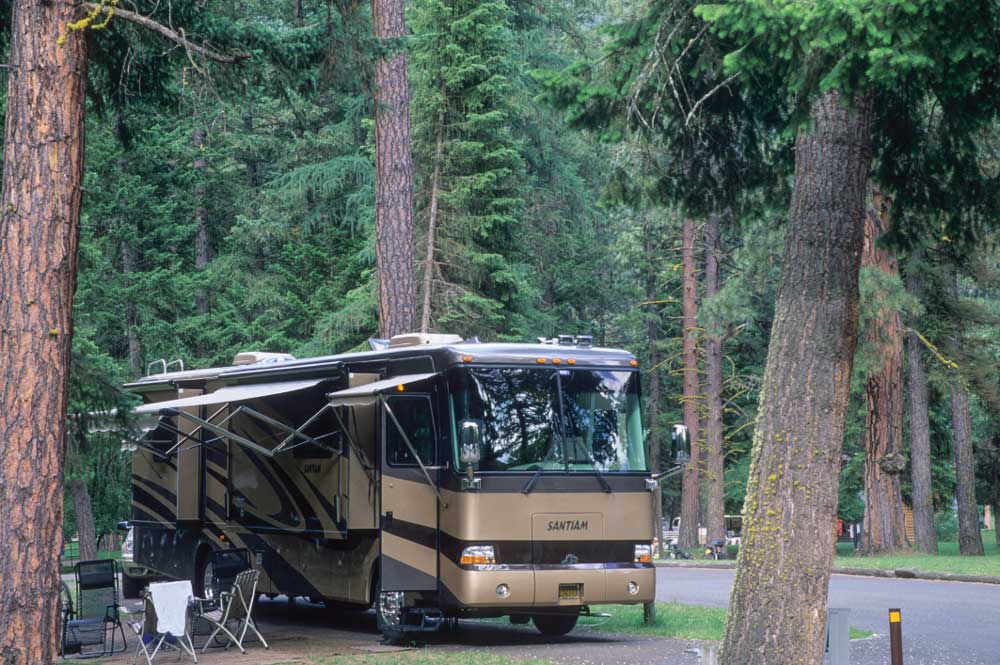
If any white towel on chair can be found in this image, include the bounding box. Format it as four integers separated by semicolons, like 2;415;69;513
148;581;192;637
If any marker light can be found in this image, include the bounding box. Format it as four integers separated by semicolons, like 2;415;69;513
396;384;405;392
629;359;639;367
462;355;474;362
634;544;652;564
552;358;562;365
536;358;547;364
460;545;496;566
567;359;577;365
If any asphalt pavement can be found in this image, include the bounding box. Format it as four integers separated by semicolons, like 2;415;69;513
657;567;1000;665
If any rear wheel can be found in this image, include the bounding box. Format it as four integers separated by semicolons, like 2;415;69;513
532;613;579;637
194;548;215;598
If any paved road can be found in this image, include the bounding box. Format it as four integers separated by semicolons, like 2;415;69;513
657;567;1000;665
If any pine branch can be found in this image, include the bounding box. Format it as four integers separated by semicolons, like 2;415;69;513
82;2;251;64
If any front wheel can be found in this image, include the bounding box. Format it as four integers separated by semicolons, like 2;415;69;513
373;575;405;643
532;613;579;637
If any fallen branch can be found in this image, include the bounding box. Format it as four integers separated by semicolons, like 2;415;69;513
82;2;251;64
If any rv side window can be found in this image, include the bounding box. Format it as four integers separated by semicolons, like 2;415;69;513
384;395;435;466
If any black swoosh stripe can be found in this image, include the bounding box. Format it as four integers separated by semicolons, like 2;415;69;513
383;516;437;551
132;485;176;523
133;474;176;505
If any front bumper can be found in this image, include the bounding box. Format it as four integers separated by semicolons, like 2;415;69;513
440;556;655;608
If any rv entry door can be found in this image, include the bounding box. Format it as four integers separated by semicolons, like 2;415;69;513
379;393;440;592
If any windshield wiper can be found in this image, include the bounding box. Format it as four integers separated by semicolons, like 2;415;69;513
522;432;561;495
581;449;612;493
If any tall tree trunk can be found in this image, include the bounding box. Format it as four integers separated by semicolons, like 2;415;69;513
420;109;445;333
905;262;937;553
720;90;873;665
859;189;909;553
122;241;142;378
950;382;984;555
703;213;726;546
678;217;701;550
193;125;210;325
68;479;97;562
644;219;664;557
373;0;416;338
0;2;88;662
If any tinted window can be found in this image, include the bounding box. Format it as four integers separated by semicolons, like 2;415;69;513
385;395;435;466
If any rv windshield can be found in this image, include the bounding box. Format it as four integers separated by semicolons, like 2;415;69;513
448;367;647;473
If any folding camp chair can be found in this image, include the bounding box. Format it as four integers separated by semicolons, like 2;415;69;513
131;580;198;664
194;568;268;653
61;559;127;658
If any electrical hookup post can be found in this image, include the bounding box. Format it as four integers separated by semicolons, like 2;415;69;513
889;608;903;665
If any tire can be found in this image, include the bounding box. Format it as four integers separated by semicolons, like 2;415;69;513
373;575;405;643
121;574;144;599
532;612;579;637
194;548;214;599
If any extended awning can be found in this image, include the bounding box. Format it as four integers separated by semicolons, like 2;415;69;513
130;378;338;458
325;373;438;407
134;378;328;415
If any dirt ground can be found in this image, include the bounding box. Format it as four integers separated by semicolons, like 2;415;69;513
82;598;706;665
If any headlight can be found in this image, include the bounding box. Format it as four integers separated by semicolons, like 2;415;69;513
634;544;652;564
460;545;496;565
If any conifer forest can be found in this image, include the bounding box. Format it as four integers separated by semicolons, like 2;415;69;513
2;1;1000;664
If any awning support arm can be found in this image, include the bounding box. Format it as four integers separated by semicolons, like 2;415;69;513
239;405;340;454
159;404;234;457
243;403;340;455
158;407;283;458
332;407;375;484
380;395;446;507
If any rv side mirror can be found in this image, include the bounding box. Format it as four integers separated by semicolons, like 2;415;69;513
459;420;483;465
116;520;131;532
671;424;690;465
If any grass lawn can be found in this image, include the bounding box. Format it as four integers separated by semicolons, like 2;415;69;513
578;603;873;641
322;653;553;665
834;531;1000;577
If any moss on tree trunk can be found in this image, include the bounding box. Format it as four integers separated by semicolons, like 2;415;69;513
720;90;873;665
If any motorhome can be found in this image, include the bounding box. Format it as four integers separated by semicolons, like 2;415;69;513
124;334;658;639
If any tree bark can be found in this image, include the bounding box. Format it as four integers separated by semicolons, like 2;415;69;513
859;189;909;553
193;125;210;319
0;2;88;662
373;0;416;338
678;217;701;550
122;242;143;378
950;382;984;555
720;90;873;665
68;479;97;562
644;219;664;557
420;109;445;333
703;213;726;546
905;262;937;553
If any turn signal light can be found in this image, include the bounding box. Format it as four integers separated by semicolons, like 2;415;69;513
460;545;496;566
634;544;652;564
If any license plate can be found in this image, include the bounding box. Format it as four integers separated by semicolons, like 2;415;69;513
559;584;581;599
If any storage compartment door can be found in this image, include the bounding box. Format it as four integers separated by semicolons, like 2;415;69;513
176;389;204;525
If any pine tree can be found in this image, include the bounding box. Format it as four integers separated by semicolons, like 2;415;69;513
410;0;527;339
